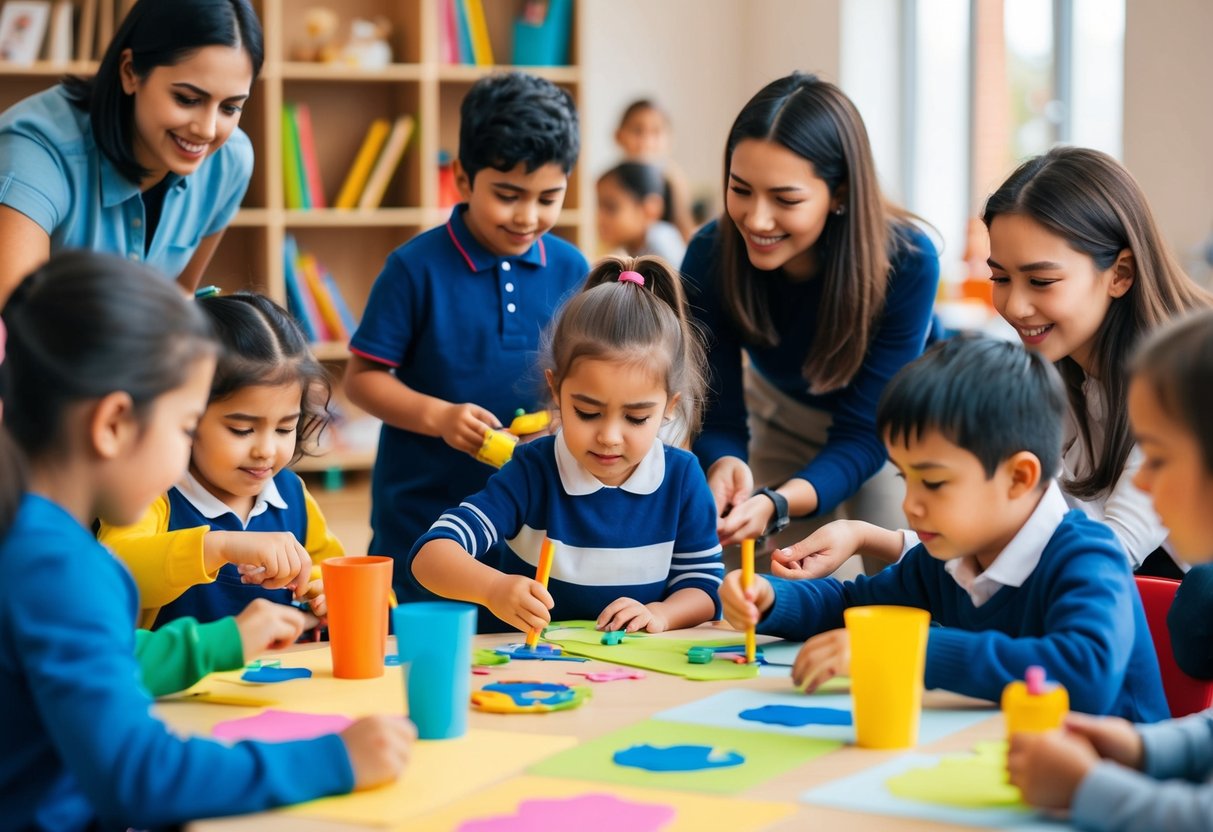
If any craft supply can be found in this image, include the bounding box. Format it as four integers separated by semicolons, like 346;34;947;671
741;538;756;664
1001;665;1069;737
525;538;556;650
613;744;745;772
845;605;930;749
394;601;476;739
240;666;313;684
495;643;589;662
569;669;645;683
321;555;393;679
471;681;590;714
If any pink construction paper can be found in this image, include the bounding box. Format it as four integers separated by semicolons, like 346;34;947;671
457;793;675;832
212;709;353;742
568;669;646;683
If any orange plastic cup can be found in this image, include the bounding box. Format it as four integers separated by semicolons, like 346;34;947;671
845;605;930;749
320;556;393;679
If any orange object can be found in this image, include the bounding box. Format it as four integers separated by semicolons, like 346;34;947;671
525;539;555;649
741;539;756;664
1001;666;1069;737
320;556;393;679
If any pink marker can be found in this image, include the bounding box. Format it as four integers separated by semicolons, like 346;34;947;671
569;669;645;683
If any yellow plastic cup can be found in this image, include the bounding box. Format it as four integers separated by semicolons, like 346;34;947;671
844;605;930;749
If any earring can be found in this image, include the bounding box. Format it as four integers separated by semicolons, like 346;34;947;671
833;205;847;216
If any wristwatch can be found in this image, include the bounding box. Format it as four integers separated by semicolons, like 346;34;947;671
752;487;790;537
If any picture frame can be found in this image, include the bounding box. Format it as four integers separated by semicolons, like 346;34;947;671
0;0;52;66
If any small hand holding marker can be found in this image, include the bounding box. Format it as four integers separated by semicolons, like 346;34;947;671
524;539;555;649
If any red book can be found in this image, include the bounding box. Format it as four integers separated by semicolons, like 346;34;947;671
295;103;327;209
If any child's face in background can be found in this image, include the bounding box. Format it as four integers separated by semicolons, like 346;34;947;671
616;107;668;161
459;161;568;257
190;381;302;513
1129;378;1213;562
887;429;1034;570
550;357;677;487
596;176;651;251
989;213;1132;373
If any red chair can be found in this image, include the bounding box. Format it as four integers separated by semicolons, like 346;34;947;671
1135;575;1213;718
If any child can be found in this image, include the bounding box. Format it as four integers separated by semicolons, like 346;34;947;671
614;99;695;241
596;161;686;265
1007;310;1213;830
0;252;411;829
100;292;339;628
720;335;1168;722
345;72;588;600
409;256;723;634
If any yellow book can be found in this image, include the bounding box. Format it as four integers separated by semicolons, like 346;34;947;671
297;253;347;341
334;118;391;210
463;0;495;66
357;114;415;210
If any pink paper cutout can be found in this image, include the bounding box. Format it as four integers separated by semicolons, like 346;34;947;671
568;669;646;683
456;793;675;832
212;709;354;742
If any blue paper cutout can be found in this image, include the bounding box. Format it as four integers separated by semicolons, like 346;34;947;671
483;681;578;707
613;744;745;772
240;666;313;683
739;705;852;727
494;643;589;662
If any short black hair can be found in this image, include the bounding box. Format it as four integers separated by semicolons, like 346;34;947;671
458;72;579;185
599;161;665;202
877;335;1065;482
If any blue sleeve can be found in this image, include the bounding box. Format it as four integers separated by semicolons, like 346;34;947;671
349;247;416;367
0;128;69;233
8;541;352;829
798;229;940;514
1140;711;1213;781
665;455;724;615
1169;564;1213;679
202;128;253;236
683;224;750;469
1073;761;1213;832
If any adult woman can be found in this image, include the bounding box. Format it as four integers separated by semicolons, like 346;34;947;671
0;0;262;304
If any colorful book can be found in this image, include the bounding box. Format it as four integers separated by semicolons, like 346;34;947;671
294;103;327;209
462;0;494;66
281;105;306;210
297;252;347;341
282;236;318;342
334;118;391;210
320;267;358;335
453;0;475;64
357;114;414;210
440;0;460;64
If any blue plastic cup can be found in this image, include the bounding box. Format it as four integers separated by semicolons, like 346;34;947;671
393;601;475;740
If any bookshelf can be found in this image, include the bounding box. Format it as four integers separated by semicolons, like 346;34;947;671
0;0;588;473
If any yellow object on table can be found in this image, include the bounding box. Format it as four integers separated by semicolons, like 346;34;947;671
1001;665;1069;737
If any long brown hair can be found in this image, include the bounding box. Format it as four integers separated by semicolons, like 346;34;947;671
984;147;1213;499
718;72;920;394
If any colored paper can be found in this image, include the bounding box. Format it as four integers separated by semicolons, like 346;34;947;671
455;794;674;832
802;752;1076;830
543;623;759;681
740;705;851;727
887;741;1022;807
212;709;353;742
240;666;312;683
530;720;840;794
285;730;579;826
613;744;744;772
408;776;797;831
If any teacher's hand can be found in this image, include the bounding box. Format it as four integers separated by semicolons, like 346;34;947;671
706;456;753;519
716;493;774;546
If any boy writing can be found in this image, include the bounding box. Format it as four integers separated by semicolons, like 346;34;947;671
345;73;588;601
720;336;1168;721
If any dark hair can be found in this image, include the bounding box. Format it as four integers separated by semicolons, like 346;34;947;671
458;72;579;185
983;146;1213;499
718;72;922;394
544;256;708;437
618;99;667;130
598;161;665;203
63;0;263;184
196;293;331;464
1;249;216;462
1130;310;1213;474
878;336;1065;483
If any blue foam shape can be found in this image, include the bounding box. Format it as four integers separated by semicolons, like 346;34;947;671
613;744;745;772
240;666;313;683
494;643;588;662
739;704;852;727
483;681;577;707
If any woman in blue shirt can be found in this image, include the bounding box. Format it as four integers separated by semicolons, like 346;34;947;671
0;0;261;304
682;73;939;571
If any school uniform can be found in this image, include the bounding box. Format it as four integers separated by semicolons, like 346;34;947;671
409;433;723;632
758;482;1170;723
351;204;588;597
0;86;252;277
0;494;351;830
134;616;245;698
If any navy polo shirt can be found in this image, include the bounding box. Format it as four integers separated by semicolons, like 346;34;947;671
350;204;588;595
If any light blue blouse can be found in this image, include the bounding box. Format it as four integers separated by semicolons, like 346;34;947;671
0;85;252;279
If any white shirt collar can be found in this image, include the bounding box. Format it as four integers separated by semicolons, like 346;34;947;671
174;470;288;528
553;430;666;496
944;480;1069;607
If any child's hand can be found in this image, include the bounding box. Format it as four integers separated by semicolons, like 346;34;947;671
1006;729;1100;810
207;531;311;597
719;570;774;631
441;402;501;455
717;495;773;547
485;573;553;633
705;457;754;524
597;597;669;633
1060;713;1144;769
772;521;861;580
340;715;416;791
233;598;307;662
302;579;327;619
792;628;849;692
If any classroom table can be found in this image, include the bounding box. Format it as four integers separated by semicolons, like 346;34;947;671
169;627;1021;832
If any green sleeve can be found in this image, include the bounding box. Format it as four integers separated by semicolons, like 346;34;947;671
134;616;245;697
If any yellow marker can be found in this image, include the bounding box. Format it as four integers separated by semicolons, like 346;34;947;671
508;408;551;436
1001;665;1069;737
525;538;556;649
741;538;756;664
475;427;519;468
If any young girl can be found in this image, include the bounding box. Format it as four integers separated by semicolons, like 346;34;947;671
615;99;695;241
1007;309;1213;831
597;162;686;265
0;251;410;828
100;292;341;628
409;256;723;634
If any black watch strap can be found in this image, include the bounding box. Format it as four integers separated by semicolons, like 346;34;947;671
752;486;790;536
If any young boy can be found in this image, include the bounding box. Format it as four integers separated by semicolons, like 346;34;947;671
720;336;1168;722
345;73;588;601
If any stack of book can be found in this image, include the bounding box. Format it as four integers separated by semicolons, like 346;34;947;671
282;235;358;345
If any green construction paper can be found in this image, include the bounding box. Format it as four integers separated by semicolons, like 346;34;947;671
530;719;841;794
885;741;1024;808
543;623;758;681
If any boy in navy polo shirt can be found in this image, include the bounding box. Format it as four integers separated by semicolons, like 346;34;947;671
345;72;588;599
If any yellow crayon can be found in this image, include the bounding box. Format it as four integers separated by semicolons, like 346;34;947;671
742;538;756;664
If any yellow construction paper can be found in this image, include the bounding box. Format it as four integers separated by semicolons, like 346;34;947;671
283;730;579;826
885;741;1023;808
408;775;798;831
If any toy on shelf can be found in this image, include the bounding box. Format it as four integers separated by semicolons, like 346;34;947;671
1001;665;1068;737
340;17;393;69
471;680;590;713
291;7;341;62
290;7;393;69
475;409;552;468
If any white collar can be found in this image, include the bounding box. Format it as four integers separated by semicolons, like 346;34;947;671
175;470;288;528
945;480;1069;606
553;430;666;496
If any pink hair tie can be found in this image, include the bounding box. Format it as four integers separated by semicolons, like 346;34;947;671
618;270;645;287
0;317;6;366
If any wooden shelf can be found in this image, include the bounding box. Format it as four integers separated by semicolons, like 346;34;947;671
0;60;97;76
435;64;580;84
279;62;426;82
310;341;351;361
286;208;429;228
